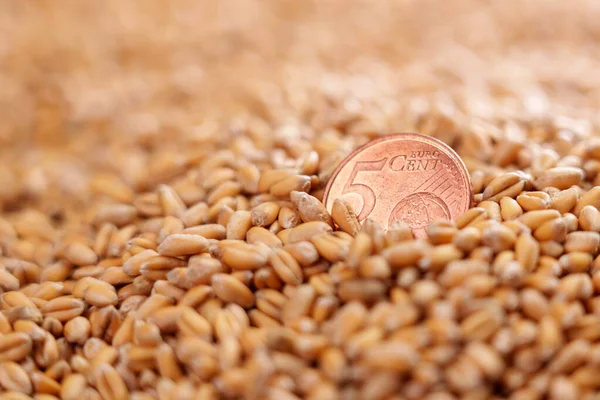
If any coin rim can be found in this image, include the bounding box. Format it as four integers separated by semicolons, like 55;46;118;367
322;132;474;219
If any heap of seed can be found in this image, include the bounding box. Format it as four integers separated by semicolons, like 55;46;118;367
2;127;600;400
3;2;600;399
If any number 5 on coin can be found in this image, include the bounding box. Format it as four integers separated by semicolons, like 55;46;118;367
340;158;387;220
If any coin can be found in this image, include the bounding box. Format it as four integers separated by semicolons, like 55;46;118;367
323;133;473;238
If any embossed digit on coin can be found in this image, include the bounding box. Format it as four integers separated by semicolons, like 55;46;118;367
323;133;473;238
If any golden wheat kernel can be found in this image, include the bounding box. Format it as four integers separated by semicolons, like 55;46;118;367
211;273;254;308
62;316;91;346
469;219;500;232
157;184;187;218
381;240;429;269
12;319;44;341
465;274;498;298
174;182;206;209
529;148;558;173
534;166;584;190
482;172;526;202
478;200;502;222
559;252;593;273
362;340;420;373
268;248;303;286
395;267;418;290
245;226;282;248
420;244;464;273
309;296;338;325
238;163;260;194
277;207;300;230
134;191;162;217
437;259;486;289
216;204;235;227
355;255;389;280
268;219;284;235
0;332;33;363
564;231;600;253
156;219;184;244
179;201;208;227
452;227;481;252
126;234;158;252
578;205;600;232
138;255;186;281
257;169;293;194
221;242;269;271
281;241;318;268
61;242;98;266
4;304;43;326
332;231;354;244
181;224;224;241
490;135;522;165
81;279;118;307
0;360;33;394
338;279;386;304
253;267;282;290
342;232;371;268
549;187;579;215
327;199;358;237
0;269;20;292
285;221;331;245
310;234;349;262
248;195;278;211
207;181;242;207
383;221;412;245
569;314;600;342
290;191;333;227
517;191;550;212
93;203;138;228
93;224;116;260
481;223;517;253
499;197;523;221
518;288;548;320
533;217;567;242
497;259;526;287
549;339;591;375
409;280;441;307
562;212;579;232
200;167;235;191
306;272;334;297
270;174;311;197
205;197;235;222
250;201;280;227
456;208;488;229
552;301;586;332
557;274;593;300
518;209;562;231
102;227;136;259
574;187;600;216
538;240;563;258
1;291;38;310
513;232;539;272
427;220;458;244
354;219;382;254
158;234;209;257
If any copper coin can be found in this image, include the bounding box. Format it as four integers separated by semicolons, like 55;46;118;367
323;133;473;238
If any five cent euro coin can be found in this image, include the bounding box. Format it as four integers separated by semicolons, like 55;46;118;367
323;133;473;238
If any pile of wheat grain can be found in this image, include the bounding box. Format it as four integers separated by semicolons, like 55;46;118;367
2;1;600;400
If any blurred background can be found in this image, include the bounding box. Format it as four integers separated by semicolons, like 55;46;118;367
1;0;600;214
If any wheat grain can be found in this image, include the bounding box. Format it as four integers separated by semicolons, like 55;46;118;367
3;6;600;397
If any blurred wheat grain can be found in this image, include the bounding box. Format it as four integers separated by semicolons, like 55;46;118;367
1;0;600;210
